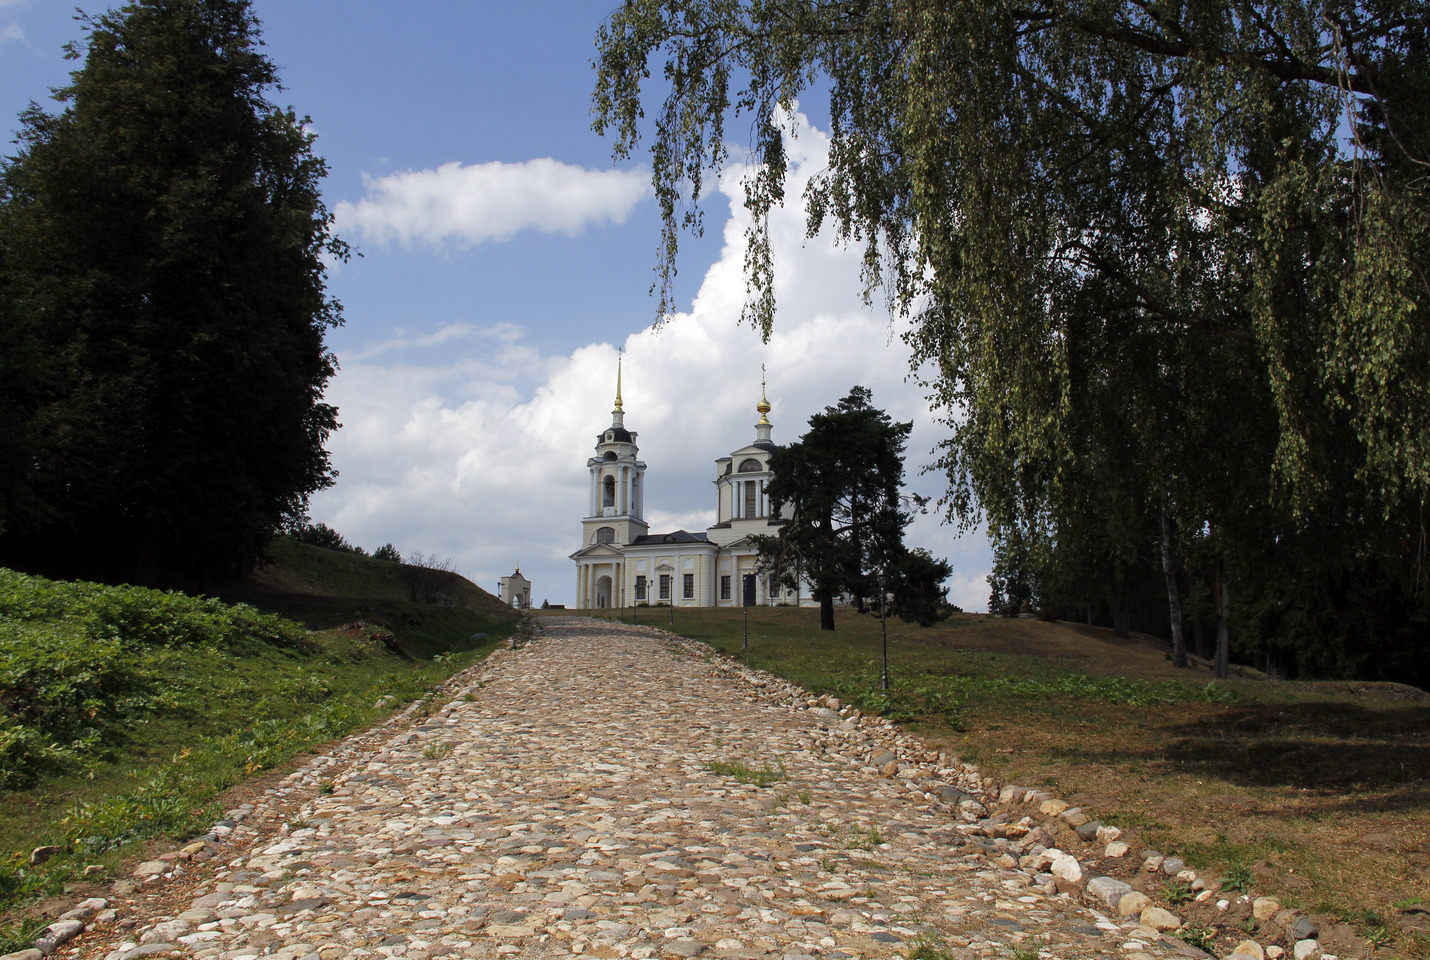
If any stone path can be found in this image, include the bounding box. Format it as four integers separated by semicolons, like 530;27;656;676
82;618;1186;960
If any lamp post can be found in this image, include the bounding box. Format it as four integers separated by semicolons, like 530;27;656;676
668;601;673;628
880;570;890;692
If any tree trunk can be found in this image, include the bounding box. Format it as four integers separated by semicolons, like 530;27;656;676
1192;614;1207;660
1159;492;1189;668
1215;564;1231;680
1109;564;1132;638
819;594;835;631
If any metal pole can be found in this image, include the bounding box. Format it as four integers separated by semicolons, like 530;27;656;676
743;598;749;650
668;601;673;628
880;572;890;691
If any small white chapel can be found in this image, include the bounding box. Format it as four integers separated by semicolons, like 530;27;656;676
569;365;815;609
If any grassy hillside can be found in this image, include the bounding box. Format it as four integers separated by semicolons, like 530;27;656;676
0;544;517;944
586;605;1430;957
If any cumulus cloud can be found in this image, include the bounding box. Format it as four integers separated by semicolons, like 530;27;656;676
310;114;991;611
333;158;651;249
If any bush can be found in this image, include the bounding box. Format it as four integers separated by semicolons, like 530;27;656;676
401;552;458;603
0;567;315;787
288;522;366;555
372;543;402;563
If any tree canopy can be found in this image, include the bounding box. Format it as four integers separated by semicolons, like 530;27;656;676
594;0;1429;682
595;0;1426;511
0;0;345;584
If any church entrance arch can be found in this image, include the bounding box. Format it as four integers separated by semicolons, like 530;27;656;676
596;575;613;608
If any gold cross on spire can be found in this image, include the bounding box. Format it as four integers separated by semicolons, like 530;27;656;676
757;364;771;424
614;351;624;411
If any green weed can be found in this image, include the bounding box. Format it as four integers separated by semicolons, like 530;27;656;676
1222;863;1254;895
1163;879;1195;905
705;758;788;786
1178;923;1216;953
907;932;957;960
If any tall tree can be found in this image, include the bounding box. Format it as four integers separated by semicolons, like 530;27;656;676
594;0;1429;678
756;386;925;630
0;0;345;583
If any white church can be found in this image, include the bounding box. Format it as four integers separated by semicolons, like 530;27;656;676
570;367;815;609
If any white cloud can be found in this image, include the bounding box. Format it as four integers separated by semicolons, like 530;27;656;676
333;158;650;249
0;23;26;46
310;114;991;610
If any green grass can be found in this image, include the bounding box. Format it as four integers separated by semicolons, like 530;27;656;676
0;547;517;926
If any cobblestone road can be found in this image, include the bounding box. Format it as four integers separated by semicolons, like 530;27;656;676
85;618;1182;960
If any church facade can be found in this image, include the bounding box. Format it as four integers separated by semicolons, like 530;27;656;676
570;370;814;609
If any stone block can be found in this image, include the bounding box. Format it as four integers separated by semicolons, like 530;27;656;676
1227;940;1265;960
1118;891;1152;917
1086;876;1133;911
1141;906;1182;932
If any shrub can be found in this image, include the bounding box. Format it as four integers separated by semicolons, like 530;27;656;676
372;543;402;563
0;567;315;787
288;522;366;555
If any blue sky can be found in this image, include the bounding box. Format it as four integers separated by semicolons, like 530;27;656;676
1;0;993;609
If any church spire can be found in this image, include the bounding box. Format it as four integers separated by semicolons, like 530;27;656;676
755;365;774;443
611;354;626;429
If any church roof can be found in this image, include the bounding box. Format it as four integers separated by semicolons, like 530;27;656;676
630;530;709;545
601;426;633;443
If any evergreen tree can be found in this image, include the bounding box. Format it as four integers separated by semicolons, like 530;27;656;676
757;387;943;630
0;0;345;583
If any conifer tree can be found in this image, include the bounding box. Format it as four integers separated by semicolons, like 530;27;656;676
0;0;345;582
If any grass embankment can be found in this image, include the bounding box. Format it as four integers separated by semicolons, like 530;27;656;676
0;541;517;946
571;605;1430;954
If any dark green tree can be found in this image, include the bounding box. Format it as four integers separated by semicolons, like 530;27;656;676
0;0;345;583
883;547;955;628
756;386;937;630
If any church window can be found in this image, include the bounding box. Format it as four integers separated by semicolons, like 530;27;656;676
659;574;671;600
768;575;779;597
744;482;758;517
738;458;762;472
635;576;646;600
603;476;615;507
683;574;695;599
595;526;616;544
720;575;731;600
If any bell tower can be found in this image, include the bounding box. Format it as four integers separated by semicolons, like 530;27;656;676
581;358;649;548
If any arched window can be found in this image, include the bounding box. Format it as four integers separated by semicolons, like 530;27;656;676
603;475;615;507
603;451;617;461
595;526;616;544
738;458;763;473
